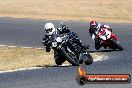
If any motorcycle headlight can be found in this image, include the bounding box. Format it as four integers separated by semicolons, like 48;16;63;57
56;37;62;43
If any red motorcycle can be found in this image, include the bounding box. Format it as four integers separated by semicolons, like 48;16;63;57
97;27;123;51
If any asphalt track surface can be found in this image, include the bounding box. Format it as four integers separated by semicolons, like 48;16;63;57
0;17;132;88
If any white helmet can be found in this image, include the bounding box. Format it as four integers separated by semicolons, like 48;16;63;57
44;23;56;35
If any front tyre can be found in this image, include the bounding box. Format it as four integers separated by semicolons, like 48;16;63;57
95;38;101;50
58;47;79;66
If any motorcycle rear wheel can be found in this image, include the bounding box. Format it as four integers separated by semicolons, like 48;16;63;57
83;54;93;65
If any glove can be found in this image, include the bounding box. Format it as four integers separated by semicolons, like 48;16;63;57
92;34;99;41
42;37;51;52
42;37;51;47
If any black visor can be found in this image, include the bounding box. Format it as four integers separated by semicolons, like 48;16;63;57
45;28;53;33
91;25;96;29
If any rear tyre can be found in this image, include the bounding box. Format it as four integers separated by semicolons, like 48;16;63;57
84;54;93;65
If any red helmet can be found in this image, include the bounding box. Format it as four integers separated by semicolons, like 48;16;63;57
90;20;97;29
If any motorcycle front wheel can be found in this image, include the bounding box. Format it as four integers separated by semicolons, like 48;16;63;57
58;47;79;66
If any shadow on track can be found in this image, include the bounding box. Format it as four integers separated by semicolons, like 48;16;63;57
37;64;73;68
89;49;122;53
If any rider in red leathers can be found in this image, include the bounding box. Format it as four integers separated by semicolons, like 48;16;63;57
89;20;112;50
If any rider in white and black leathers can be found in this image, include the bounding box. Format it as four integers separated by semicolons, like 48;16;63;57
58;23;89;49
89;20;112;50
43;22;89;65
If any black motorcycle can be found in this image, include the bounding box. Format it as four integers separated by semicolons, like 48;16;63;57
49;32;93;66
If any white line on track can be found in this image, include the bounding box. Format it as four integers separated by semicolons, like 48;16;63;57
0;67;43;74
0;45;6;47
22;47;33;49
0;64;72;73
0;44;44;50
7;46;17;48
